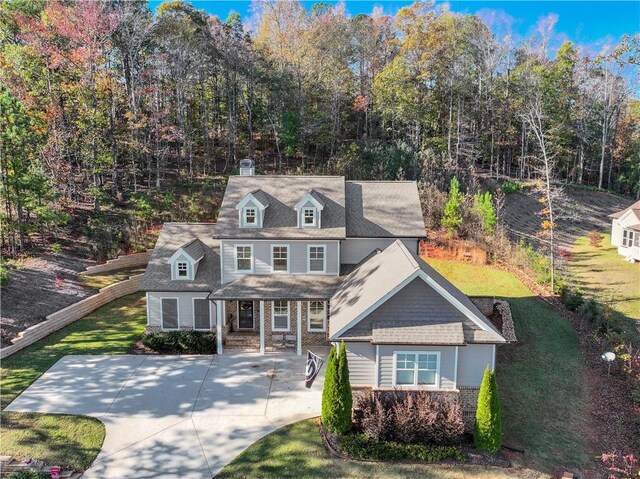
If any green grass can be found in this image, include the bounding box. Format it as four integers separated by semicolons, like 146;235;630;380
79;267;147;290
569;232;640;328
427;260;590;472
218;260;589;477
216;419;547;479
0;293;146;470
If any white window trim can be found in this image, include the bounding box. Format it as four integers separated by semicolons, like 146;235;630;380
160;297;180;331
307;300;327;332
177;261;189;278
302;207;317;227
307;244;327;274
242;207;258;228
270;244;290;273
391;351;441;389
192;297;212;331
271;300;290;332
622;229;636;248
234;244;254;273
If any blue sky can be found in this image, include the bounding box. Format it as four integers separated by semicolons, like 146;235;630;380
149;1;639;54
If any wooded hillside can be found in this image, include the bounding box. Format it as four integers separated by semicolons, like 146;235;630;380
1;0;638;258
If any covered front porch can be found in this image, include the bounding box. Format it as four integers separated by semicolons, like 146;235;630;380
209;274;341;355
213;299;327;355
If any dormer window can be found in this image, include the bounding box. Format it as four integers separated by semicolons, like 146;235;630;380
236;190;269;228
303;208;316;226
244;208;256;226
295;190;324;229
177;262;188;278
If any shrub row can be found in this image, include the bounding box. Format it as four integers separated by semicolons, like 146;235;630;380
339;434;464;462
560;288;625;335
353;391;464;445
141;331;216;354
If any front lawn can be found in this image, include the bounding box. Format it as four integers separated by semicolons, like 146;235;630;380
216;419;546;479
218;260;590;477
0;292;146;470
569;232;640;331
427;260;591;472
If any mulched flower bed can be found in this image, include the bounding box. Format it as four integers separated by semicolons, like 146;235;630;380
318;419;511;469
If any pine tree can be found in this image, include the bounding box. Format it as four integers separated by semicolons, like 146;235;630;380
474;191;497;234
321;345;341;433
442;177;464;237
474;366;503;453
337;341;353;434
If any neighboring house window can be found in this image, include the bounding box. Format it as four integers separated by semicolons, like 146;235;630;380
272;300;290;331
161;298;179;330
308;301;326;331
308;245;326;272
193;298;211;330
394;352;439;387
303;208;316;226
235;245;253;272
622;229;637;247
177;262;188;278
244;207;256;226
271;245;289;272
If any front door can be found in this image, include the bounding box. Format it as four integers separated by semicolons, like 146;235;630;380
238;301;254;329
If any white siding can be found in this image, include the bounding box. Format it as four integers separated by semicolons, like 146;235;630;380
377;345;456;390
221;240;340;283
345;342;376;386
611;220;621;247
341;238;419;264
456;344;494;387
147;292;216;330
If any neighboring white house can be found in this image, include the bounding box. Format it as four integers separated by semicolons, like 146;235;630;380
610;200;640;262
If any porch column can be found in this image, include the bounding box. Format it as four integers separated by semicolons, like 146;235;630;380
296;301;302;355
216;301;223;355
259;300;265;354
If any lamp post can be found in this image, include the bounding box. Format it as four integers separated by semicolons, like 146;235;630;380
601;351;615;376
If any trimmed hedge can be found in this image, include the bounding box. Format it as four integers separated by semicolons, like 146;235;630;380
339;434;464;462
141;331;216;354
8;472;50;479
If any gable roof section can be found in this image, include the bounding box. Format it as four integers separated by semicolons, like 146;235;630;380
345;181;426;238
236;189;270;211
140;223;220;292
295;189;325;210
329;240;505;344
216;176;346;239
169;238;206;263
610;200;640;223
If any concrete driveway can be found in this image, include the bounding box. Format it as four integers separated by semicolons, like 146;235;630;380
5;351;327;478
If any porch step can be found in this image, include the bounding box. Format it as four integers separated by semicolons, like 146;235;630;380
225;333;260;350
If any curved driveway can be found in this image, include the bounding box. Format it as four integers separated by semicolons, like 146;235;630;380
5;352;326;478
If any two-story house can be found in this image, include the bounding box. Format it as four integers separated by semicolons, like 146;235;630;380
140;170;510;398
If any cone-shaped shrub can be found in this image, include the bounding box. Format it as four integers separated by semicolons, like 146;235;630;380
321;345;341;432
473;366;502;453
336;341;353;434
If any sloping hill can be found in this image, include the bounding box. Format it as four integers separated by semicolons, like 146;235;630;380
500;186;632;251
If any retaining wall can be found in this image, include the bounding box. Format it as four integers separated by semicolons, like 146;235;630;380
83;251;151;275
0;274;143;360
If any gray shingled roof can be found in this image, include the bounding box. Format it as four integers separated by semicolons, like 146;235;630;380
209;274;343;300
216;176;346;239
181;238;205;262
140;223;220;292
345;181;425;237
329;240;505;344
372;321;465;345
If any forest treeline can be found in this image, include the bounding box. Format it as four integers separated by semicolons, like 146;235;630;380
1;0;639;256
